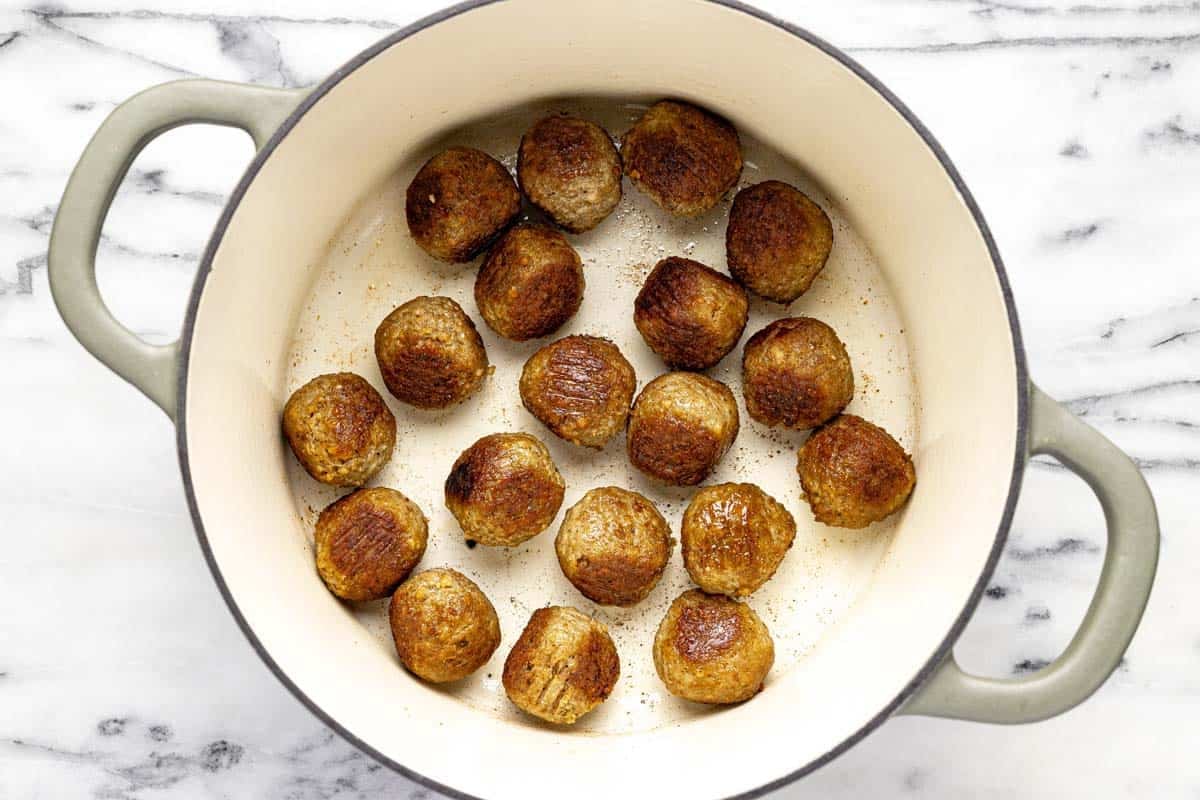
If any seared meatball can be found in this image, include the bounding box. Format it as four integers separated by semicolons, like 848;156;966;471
797;414;916;528
444;432;565;547
726;180;834;303
502;606;620;724
314;488;427;601
475;224;584;341
634;257;749;370
283;373;395;487
627;372;739;486
518;115;622;233
405;146;521;263
622;100;742;217
742;317;853;430
681;483;796;597
653;589;774;704
555;487;673;607
375;296;489;409
519;335;636;448
389;568;501;683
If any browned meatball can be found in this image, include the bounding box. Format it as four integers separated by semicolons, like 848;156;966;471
681;483;796;597
375;296;489;409
405;147;521;263
797;414;916;528
634;257;749;370
475;224;584;341
742;317;853;430
653;589;774;704
283;373;395;487
314;488;427;601
555;487;673;606
627;372;739;486
622;100;742;217
502;606;620;724
518;115;622;233
444;432;565;547
726;180;834;303
389;568;501;683
519;335;636;448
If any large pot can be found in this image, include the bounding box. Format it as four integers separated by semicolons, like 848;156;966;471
48;2;1159;799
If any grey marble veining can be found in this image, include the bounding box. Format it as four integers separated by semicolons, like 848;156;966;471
1;0;1196;797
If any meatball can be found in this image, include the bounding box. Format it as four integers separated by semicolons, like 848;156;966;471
314;487;428;601
475;224;584;341
742;317;853;430
653;589;774;704
405;146;521;263
283;373;395;487
681;483;796;597
726;180;834;303
519;335;636;448
502;606;620;725
444;432;565;547
797;414;916;528
627;372;739;486
622;100;742;217
518;115;622;233
389;568;501;683
375;296;489;409
555;487;673;606
634;257;749;370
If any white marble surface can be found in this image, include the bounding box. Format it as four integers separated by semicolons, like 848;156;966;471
0;0;1195;797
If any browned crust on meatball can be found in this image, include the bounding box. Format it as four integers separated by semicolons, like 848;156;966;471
555;487;673;606
742;317;853;430
627;372;739;486
475;224;585;341
674;598;743;662
405;146;521;263
502;606;620;724
389;568;501;683
518;115;622;233
444;432;565;547
622;100;743;217
652;590;774;704
681;483;796;597
519;335;636;448
634;257;749;370
283;373;396;487
570;556;661;607
314;487;428;601
374;296;489;409
628;414;722;486
797;414;916;529
726;180;834;303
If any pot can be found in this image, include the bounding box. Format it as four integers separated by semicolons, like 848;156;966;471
47;2;1160;799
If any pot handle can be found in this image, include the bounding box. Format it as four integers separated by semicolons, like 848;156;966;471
48;79;305;421
901;384;1158;723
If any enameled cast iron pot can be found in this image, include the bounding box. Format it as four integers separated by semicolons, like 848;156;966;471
48;2;1160;798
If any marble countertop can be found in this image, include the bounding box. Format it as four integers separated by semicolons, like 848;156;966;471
1;0;1195;797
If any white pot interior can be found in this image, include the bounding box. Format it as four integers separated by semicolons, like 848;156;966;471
182;2;1023;798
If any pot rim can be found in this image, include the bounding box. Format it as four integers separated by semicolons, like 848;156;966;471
175;1;1030;798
